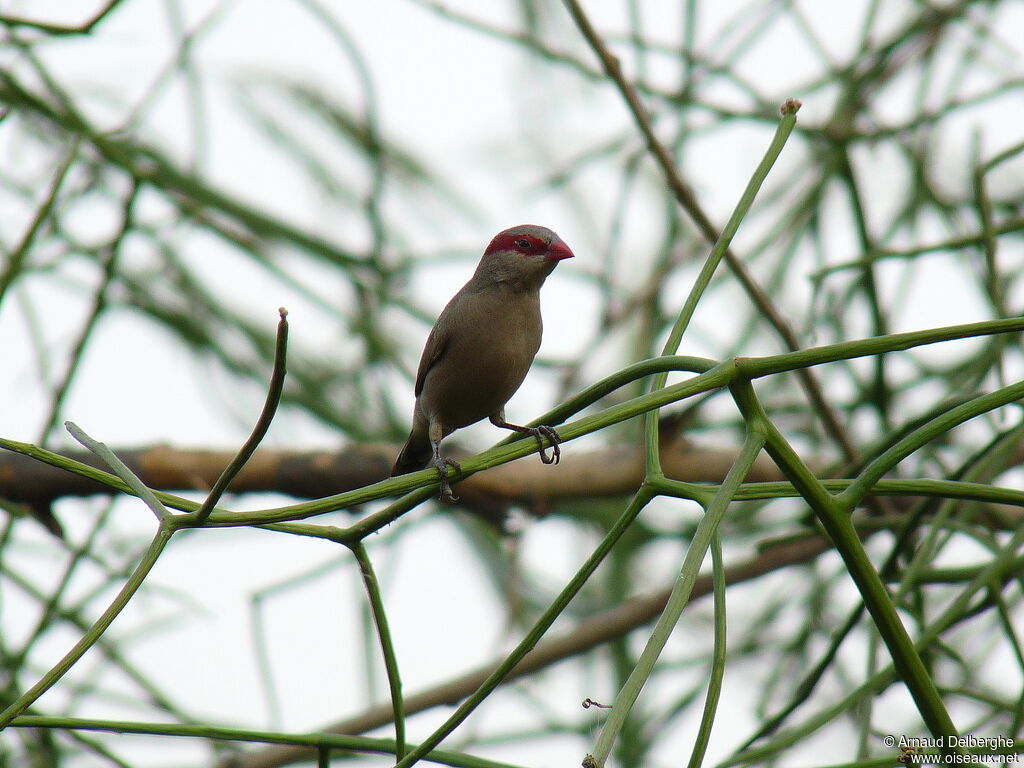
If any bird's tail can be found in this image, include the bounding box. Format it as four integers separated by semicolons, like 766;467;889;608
391;421;433;476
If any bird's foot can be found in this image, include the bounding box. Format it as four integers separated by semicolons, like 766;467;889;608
530;425;561;465
489;415;562;465
432;456;463;502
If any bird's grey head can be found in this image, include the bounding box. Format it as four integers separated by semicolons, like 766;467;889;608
473;225;574;290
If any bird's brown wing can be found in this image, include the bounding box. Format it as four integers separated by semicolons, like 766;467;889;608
414;323;449;397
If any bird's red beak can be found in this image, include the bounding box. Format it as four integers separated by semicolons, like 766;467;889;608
545;235;575;262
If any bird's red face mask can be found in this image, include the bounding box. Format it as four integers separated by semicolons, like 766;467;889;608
486;231;575;262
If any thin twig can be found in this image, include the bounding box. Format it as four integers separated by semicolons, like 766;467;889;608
0;0;124;36
193;308;290;525
560;0;859;463
65;422;170;522
217;532;835;768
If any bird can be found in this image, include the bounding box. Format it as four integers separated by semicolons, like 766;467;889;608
391;224;574;501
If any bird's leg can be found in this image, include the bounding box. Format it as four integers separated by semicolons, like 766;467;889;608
429;424;461;501
489;413;561;465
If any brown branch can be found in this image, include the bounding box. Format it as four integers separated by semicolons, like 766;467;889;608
0;441;778;501
0;441;780;531
0;444;392;508
7;437;1024;531
215;533;834;768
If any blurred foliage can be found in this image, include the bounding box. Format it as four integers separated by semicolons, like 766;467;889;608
1;1;1024;767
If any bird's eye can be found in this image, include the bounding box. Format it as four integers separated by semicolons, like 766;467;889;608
515;238;531;249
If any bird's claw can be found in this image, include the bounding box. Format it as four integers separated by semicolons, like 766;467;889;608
532;425;561;465
433;457;463;502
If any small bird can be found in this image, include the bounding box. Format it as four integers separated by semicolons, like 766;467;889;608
392;225;574;500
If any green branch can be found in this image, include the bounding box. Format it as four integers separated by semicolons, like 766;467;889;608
8;715;521;768
0;523;176;728
393;488;657;768
349;543;405;759
588;430;765;767
730;380;960;748
193;308;290;525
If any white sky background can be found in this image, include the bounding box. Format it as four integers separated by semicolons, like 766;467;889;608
2;1;1024;767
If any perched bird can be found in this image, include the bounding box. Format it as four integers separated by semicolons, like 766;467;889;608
392;225;574;500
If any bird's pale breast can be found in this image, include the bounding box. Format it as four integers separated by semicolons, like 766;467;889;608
418;289;542;433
